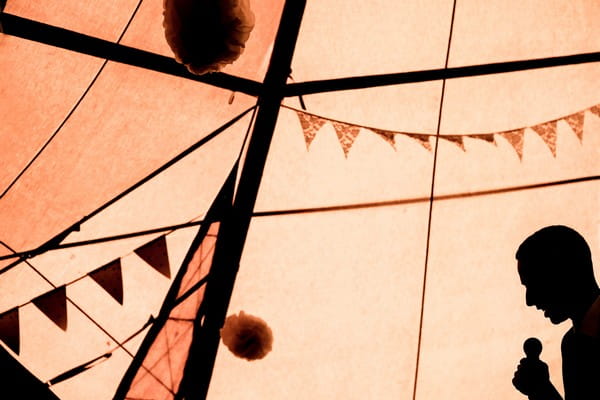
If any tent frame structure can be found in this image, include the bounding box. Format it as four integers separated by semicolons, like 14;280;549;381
2;11;600;98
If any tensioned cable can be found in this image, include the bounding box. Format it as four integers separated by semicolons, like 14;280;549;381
73;106;255;223
412;1;457;399
47;315;155;386
0;106;256;275
254;175;599;217
0;101;258;265
236;101;260;162
0;220;202;263
0;220;203;261
1;174;596;262
0;0;145;199
0;241;175;394
0;104;257;270
0;228;217;324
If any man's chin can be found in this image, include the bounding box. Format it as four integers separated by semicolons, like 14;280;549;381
545;311;567;324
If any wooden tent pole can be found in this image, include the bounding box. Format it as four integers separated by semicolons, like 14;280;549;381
177;1;307;398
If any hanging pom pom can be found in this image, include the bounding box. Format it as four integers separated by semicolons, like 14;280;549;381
220;311;273;361
163;0;255;75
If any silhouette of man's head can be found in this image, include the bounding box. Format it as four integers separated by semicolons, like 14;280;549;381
516;225;597;325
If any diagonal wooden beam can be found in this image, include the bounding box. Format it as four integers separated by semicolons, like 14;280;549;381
176;1;307;398
0;12;263;97
3;13;598;99
285;51;600;96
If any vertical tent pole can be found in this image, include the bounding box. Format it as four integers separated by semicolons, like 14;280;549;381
177;1;307;398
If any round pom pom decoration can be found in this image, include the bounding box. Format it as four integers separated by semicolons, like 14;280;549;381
220;311;273;361
163;0;255;75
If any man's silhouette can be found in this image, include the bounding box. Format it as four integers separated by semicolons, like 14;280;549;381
513;225;600;400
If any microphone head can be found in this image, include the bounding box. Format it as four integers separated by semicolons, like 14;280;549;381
523;337;542;359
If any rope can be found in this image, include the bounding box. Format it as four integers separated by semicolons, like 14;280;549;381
412;1;458;399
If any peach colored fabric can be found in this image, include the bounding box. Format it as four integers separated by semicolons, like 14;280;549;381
0;1;598;399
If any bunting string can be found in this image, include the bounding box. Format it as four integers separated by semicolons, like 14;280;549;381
0;236;171;325
283;103;600;159
0;226;218;389
0;255;156;388
0;225;213;356
0;220;206;262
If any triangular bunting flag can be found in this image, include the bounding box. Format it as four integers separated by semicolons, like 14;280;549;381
589;104;600;118
89;259;124;305
468;134;496;145
332;121;360;157
33;286;68;331
135;236;171;278
405;133;432;151
531;120;557;157
296;111;327;150
564;112;584;142
0;308;20;354
369;128;396;150
499;129;525;160
441;135;466;151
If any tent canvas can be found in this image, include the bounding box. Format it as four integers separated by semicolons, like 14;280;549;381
0;0;599;399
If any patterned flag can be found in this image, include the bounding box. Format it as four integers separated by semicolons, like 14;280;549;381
369;128;396;150
468;134;496;145
441;135;466;151
332;121;361;157
563;112;584;142
531;121;558;157
499;129;525;160
296;111;327;149
405;133;432;151
294;103;598;158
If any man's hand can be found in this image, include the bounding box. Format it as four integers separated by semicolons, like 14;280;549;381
512;357;550;396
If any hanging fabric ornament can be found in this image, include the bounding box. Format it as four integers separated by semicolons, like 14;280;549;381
163;0;255;75
220;311;273;361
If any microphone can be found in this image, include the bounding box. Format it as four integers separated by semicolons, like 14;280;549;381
519;338;562;399
523;337;542;360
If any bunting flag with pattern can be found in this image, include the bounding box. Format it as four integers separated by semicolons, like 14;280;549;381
531;121;558;157
291;103;599;159
499;129;525;160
